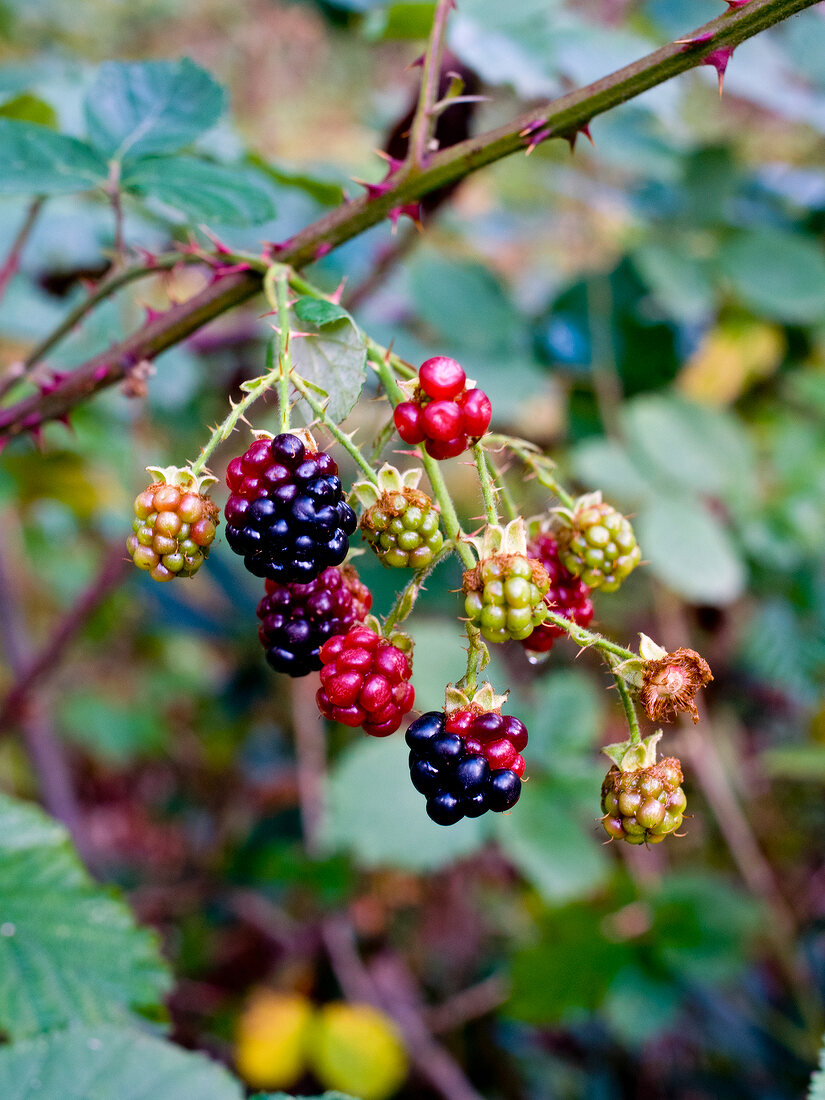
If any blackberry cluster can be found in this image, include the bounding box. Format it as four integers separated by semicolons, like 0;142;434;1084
360;487;443;570
128;482;218;582
601;758;686;845
225;433;357;584
521;533;594;654
560;499;641;593
257;565;372;677
393;356;492;460
463;554;549;643
406;710;524;826
316;625;415;737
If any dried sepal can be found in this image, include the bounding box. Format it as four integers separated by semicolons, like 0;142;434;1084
639;646;713;724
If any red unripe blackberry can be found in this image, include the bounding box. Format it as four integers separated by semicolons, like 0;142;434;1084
224;432;357;585
316;625;414;737
257;564;372;678
418;357;466;400
521;533;594;655
446;706;529;774
128;469;219;582
457;389;492;437
392;357;492;459
393;402;425;444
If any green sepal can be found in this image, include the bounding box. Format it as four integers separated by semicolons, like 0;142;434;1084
145;464;217;496
554;489;603;527
468;516;529;560
351;462;423;510
444;680;508;715
602;730;663;772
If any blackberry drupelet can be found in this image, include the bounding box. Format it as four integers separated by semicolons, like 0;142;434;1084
257;564;372;677
521;533;594;655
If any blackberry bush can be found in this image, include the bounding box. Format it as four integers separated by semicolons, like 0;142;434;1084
224;431;357;584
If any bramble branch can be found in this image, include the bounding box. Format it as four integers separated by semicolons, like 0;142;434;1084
0;0;816;441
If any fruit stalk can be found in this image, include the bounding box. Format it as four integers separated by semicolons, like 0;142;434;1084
289;374;380;486
473;443;500;526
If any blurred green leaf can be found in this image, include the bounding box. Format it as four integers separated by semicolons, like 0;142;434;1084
525;668;605;760
323;735;488;871
0;93;57;128
0;120;106;194
494;778;610;903
364;2;437;39
809;1039;825;1099
84;58;225;161
0;1025;243;1099
58;694;165;763
122;156;277;225
620;394;755;501
632;242;714;322
718;228;825;324
602;966;681;1046
761;745;825;780
636;494;746;605
570;437;655;506
0;794;171;1038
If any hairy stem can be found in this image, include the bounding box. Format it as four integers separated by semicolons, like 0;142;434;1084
0;197;44;308
613;670;642;745
473;443;500;526
407;0;454;168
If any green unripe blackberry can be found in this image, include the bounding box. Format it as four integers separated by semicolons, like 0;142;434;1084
558;493;640;592
463;554;549;643
127;466;219;582
360;487;444;570
601;757;686;845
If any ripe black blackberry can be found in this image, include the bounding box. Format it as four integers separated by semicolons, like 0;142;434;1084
257;564;372;678
406;711;522;826
225;433;357;584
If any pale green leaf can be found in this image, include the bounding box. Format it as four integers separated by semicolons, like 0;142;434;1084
718;228;825;324
0;120;106;194
290;310;367;424
0;1026;243;1099
84;58;225;161
123;156;277;225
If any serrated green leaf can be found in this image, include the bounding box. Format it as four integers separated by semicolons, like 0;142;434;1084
636;494;746;606
290;310;366;424
122;156;277;225
84;58;225;161
294;297;351;327
718;228;825;324
0;1025;243;1099
0;793;170;1038
0;119;106;194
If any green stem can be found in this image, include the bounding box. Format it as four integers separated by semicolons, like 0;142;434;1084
488;435;576;509
613;671;642;746
189;343;282;477
289;374;379;485
460;624;487;693
273;269;293;433
407;0;454;169
542;609;635;662
474;443;500;526
484;451;517;523
383;545;452;632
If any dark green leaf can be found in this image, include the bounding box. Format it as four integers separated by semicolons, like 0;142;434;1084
122;156;277;225
84;58;225;161
0;1026;243;1099
294;297;352;327
0;119;106;194
0;793;170;1037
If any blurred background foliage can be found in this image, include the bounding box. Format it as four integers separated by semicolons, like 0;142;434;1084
3;0;825;1097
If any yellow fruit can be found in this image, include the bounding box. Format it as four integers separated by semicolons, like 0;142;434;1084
235;989;314;1089
308;1001;408;1100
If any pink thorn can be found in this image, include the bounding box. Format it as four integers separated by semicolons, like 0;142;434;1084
80;278;99;294
388;203;421;230
93;364;109;382
525;128;552;155
314;242;333;260
265;238;293;258
143;305;165;324
677;32;714;48
22;412;41;430
330;279;347;305
408;53;425;70
375;151;405;175
199;226;232;254
135;247;159;266
209;262;253;281
726;0;751;7
354;177;394;200
703;46;734;94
